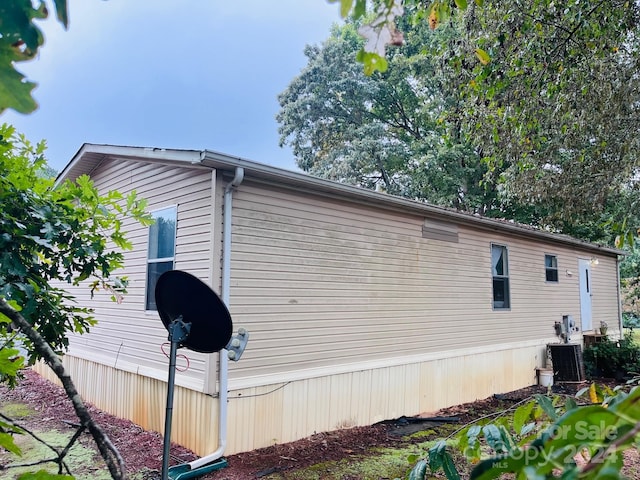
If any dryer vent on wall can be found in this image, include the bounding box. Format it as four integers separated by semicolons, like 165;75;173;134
548;344;585;382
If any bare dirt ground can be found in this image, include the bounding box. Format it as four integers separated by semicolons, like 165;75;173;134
0;370;638;479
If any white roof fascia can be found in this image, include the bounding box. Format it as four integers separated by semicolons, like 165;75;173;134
55;144;206;187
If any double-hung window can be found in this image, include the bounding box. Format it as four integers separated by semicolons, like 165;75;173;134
491;244;510;309
146;206;177;310
545;254;558;282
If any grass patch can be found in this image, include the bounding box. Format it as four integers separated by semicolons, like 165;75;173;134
267;446;423;479
262;438;445;480
0;402;36;419
406;428;437;440
260;423;464;479
0;430;111;480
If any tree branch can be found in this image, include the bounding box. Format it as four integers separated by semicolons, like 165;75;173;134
0;298;127;480
0;411;73;474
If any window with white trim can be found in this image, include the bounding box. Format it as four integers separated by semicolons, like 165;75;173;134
145;206;177;310
491;244;510;309
545;254;558;282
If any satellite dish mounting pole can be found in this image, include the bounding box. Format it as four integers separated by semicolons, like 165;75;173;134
161;315;191;480
155;269;236;479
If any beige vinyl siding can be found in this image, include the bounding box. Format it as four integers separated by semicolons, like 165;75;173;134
61;159;216;390
227;181;619;384
46;147;624;457
589;255;620;329
42;157;622;457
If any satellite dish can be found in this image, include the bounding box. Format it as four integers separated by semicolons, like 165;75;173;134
155;270;232;353
155;270;234;480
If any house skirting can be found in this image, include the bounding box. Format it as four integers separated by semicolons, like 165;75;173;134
34;343;546;456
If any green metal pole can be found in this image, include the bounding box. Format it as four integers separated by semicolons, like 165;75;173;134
162;317;190;480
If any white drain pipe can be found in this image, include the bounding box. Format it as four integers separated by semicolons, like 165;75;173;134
189;166;244;469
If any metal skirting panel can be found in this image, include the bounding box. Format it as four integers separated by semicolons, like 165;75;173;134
33;358;219;456
33;343;544;456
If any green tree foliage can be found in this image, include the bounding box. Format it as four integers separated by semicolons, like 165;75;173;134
278;21;503;215
330;0;479;75
323;0;640;242
0;125;151;358
0;124;152;478
0;1;68;114
619;237;640;322
448;1;640;232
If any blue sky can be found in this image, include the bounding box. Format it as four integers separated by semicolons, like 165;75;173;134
4;1;339;172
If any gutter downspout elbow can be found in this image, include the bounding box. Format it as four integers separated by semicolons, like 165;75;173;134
189;166;244;470
226;167;245;195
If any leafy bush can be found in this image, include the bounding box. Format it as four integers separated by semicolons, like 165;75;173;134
583;333;640;379
404;381;640;479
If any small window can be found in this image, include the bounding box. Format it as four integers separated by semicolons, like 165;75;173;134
146;206;177;310
491;244;510;309
545;254;558;282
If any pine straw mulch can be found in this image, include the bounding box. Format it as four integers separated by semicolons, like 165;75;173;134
0;370;637;479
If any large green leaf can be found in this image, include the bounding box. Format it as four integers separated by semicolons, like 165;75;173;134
0;0;69;114
0;431;22;455
0;346;25;379
0;2;45;53
408;459;428;480
428;440;446;471
608;385;640;421
534;394;558;421
513;400;535;435
544;406;621;451
482;424;505;452
441;450;460;480
0;50;38;114
53;0;69;27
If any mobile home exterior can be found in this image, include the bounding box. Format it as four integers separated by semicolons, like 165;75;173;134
39;144;623;456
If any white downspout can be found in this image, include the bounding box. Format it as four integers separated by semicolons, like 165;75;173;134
616;255;623;340
189;167;244;469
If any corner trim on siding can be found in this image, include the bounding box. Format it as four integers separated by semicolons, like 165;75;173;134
227;335;560;391
204;169;219;395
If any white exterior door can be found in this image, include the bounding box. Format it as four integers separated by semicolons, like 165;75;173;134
578;259;592;331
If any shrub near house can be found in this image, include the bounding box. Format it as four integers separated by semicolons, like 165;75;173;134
583;333;640;379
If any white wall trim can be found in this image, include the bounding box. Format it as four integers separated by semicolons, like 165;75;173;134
66;333;604;394
66;348;205;391
228;336;560;391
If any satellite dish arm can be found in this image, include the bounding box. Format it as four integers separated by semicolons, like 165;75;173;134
226;328;249;361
